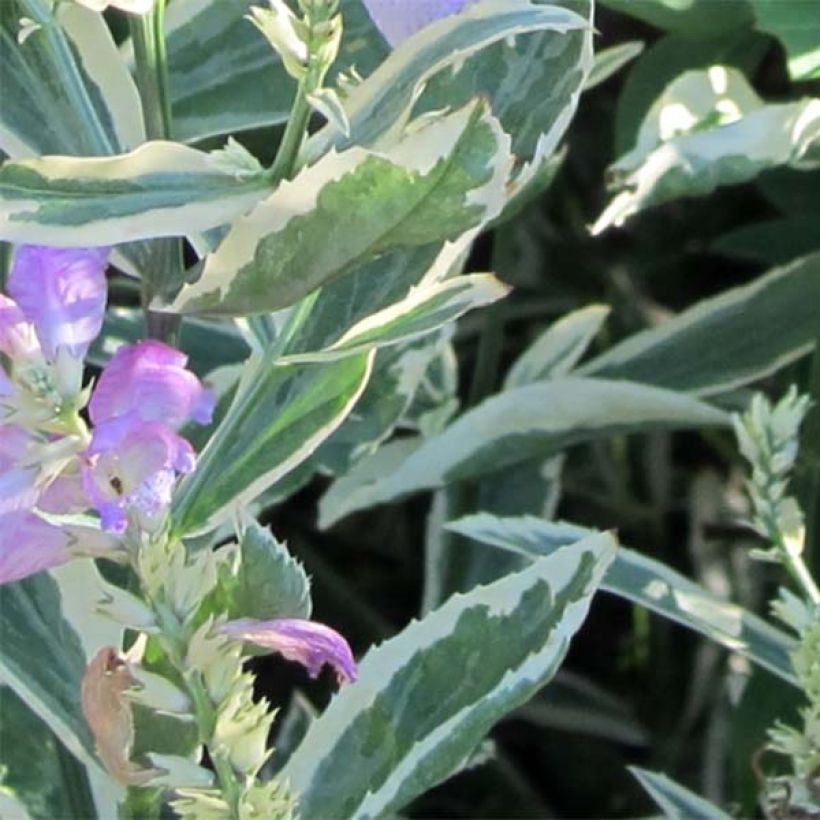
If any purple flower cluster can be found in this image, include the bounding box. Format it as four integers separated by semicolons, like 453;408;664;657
0;245;213;584
362;0;476;47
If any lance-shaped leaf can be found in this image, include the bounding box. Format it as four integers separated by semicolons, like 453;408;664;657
281;275;509;364
594;66;820;233
282;530;616;818
0;141;270;246
630;767;733;820
447;514;798;686
156;0;387;142
580;252;820;396
319;377;727;526
168;102;510;316
752;0;820;81
304;0;587;160
0;0;143;157
172;352;375;536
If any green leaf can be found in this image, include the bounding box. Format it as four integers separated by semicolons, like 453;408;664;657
712;216;820;266
0;688;93;820
601;0;753;36
281;275;509;364
584;40;644;91
208;522;312;621
0;0;142;157
594;66;820;232
159;0;387;142
630;767;733;819
303;0;588;161
752;0;820;80
319;377;727;526
614;29;769;155
504;304;609;388
580;252;820;395
169;102;510;316
447;514;798;686
282;530;617;818
172;352;375;536
0;141;269;246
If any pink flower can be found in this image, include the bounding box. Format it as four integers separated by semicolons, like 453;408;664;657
0;511;71;585
8;246;109;362
89;341;214;430
361;0;476;47
220;618;358;684
83;420;195;534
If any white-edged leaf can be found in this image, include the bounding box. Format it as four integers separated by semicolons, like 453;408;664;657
0;141;270;246
303;0;588;161
319;378;727;526
168;102;510;316
630;767;733;820
172;352;375;536
281;275;509;364
282;530;617;818
447;513;798;686
505;304;609;388
0;0;141;157
594;66;820;232
580;252;820;395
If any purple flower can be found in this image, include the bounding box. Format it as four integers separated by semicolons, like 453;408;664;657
0;511;71;585
0;425;39;514
0;295;40;362
8;246;109;362
83;420;195;534
89;341;215;431
220;618;358;684
362;0;476;47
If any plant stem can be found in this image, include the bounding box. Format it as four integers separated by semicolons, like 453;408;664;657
269;83;311;182
129;2;183;343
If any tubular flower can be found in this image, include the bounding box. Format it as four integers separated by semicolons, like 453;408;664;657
220;618;358;684
83;341;213;533
0;511;71;585
361;0;477;47
0;425;40;514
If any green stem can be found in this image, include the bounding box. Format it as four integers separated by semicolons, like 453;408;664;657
269;84;311;182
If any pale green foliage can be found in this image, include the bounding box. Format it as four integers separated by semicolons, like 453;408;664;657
629;767;733;820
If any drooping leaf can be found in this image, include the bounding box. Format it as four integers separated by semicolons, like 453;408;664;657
172;352;375;536
601;0;752;36
630;767;733;819
580;252;820;395
594;66;820;232
711;216;820;266
0;141;270;246
752;0;820;80
447;514;798;686
282;530;617;818
169;102;510;316
584;40;644;91
319;377;727;526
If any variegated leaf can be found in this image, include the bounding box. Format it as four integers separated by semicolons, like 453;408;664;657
282;530;617;818
580;252;820;396
319;378;727;526
594;66;820;232
303;0;588;161
0;141;270;246
0;0;143;158
281;275;509;364
172;352;375;536
168;102;510;316
447;513;798;686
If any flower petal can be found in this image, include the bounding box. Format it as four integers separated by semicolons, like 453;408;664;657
8;245;109;362
89;340;215;429
0;511;71;585
221;618;358;684
0;295;40;361
361;0;476;46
